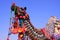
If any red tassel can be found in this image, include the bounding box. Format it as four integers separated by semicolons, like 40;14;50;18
7;37;9;40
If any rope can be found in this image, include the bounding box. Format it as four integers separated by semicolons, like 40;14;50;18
10;11;12;26
14;6;16;15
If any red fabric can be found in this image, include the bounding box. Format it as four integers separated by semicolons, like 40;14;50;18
41;28;51;39
20;16;23;18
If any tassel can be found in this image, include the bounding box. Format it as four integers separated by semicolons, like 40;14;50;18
7;36;9;40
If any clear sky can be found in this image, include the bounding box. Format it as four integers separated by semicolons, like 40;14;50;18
0;0;60;40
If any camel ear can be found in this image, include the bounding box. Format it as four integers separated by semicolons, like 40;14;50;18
24;7;27;10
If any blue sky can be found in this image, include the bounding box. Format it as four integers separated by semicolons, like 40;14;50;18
0;0;60;40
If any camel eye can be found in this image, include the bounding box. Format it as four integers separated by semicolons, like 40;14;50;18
55;23;58;25
20;8;22;12
20;8;24;13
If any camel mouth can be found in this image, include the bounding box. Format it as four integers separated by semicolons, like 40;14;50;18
58;27;60;30
57;38;60;40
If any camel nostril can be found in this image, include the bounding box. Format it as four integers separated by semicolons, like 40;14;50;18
57;38;60;40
